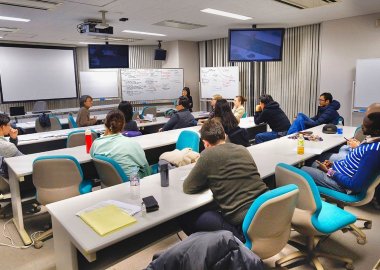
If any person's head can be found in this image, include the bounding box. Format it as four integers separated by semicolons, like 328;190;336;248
200;119;226;148
118;101;134;122
259;94;274;110
104;109;125;134
234;96;246;107
319;92;333;107
366;103;380;117
362;112;380;137
210;94;223;108
176;96;189;110
214;99;238;131
0;113;11;136
80;95;93;109
182;87;190;97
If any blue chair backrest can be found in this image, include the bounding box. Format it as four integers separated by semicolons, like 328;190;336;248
66;129;98;148
93;155;129;183
176;130;200;152
242;112;247;118
68;113;78;128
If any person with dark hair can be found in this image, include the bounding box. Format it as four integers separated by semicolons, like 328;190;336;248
232;95;247;121
76;95;97;127
182;87;193;112
288;92;341;134
182;119;268;242
118;101;138;131
214;99;249;147
160;96;197;131
90;110;150;178
254;94;291;144
0;113;23;158
301;105;380;194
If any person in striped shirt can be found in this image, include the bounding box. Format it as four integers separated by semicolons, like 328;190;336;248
301;109;380;194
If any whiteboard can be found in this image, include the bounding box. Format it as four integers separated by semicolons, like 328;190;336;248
0;46;77;102
354;58;380;108
200;66;239;99
121;69;183;101
80;71;118;98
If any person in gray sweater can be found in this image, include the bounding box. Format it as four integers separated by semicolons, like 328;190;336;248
182;119;268;242
0;113;23;158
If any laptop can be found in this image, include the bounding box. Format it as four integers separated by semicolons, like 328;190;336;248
9;106;26;116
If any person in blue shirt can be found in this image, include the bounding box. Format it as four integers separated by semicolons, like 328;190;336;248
301;107;380;194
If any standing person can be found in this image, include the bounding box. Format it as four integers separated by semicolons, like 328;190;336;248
214;99;250;147
254;94;291;144
0;113;23;158
182;87;193;112
118;101;139;131
76;95;97;127
288;92;341;134
159;96;197;131
182;119;268;242
90;110;150;178
232;95;247;121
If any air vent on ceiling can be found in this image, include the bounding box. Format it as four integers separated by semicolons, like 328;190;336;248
153;20;206;30
0;27;19;33
274;0;341;9
0;0;62;11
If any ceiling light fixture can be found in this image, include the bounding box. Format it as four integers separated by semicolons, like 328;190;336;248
0;0;61;11
122;30;166;36
78;41;103;45
0;15;30;22
200;8;252;20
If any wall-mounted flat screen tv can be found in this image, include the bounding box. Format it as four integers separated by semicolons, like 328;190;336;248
88;44;129;68
228;28;285;62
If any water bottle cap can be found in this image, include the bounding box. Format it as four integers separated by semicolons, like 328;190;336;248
85;129;91;135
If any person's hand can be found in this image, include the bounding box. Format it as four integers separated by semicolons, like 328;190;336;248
9;128;18;139
347;138;360;149
255;105;262;112
316;160;329;173
158;128;163;132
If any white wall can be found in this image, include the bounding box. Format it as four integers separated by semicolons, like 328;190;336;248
320;13;380;125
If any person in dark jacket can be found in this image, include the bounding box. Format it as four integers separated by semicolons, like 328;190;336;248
181;87;193;112
288;92;341;134
159;96;197;131
254;94;291;144
118;101;139;132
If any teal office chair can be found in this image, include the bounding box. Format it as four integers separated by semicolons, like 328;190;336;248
32;155;92;248
140;106;157;119
35;115;62;133
317;150;380;245
66;130;98;148
68;113;78;128
242;184;299;260
93;155;129;188
275;163;357;270
176;130;200;152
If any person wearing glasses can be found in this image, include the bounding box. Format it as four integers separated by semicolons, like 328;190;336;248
287;92;341;134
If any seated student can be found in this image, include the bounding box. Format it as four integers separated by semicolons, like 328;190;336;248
254;94;291;144
232;95;247;122
159;96;197;132
301;109;380;194
182;87;193;112
214;99;249;147
118;101;139;132
90;110;150;178
0;113;23;158
182;119;268;242
76;95;97;127
199;94;223;125
288;92;341;134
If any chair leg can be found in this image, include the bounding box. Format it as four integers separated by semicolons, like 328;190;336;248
275;251;308;267
311;257;325;270
33;228;52;249
345;224;367;245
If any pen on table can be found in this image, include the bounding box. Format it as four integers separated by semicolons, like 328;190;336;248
343;137;349;141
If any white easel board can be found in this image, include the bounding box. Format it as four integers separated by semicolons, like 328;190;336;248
80;71;119;98
200;66;239;99
354;58;380;108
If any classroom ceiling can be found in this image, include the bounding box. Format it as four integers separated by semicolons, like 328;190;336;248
0;0;380;47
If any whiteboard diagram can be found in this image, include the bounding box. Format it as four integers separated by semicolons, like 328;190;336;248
200;66;239;99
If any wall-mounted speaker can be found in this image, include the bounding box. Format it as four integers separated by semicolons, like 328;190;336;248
154;49;167;60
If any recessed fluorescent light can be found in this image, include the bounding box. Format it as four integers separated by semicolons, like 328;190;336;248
0;15;30;22
79;42;103;45
0;36;3;38
122;30;166;36
200;8;252;20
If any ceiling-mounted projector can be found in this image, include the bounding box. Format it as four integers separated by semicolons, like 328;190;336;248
79;10;113;36
95;10;110;29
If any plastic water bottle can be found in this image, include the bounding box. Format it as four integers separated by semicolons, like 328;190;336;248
130;167;140;199
337;119;343;135
85;129;92;153
141;202;146;217
297;134;305;155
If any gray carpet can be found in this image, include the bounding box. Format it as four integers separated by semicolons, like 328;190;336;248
0;203;379;270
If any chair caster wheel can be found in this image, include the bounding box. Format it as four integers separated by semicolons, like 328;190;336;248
34;241;43;249
345;263;354;270
342;228;349;233
357;238;366;245
364;221;372;229
32;204;41;213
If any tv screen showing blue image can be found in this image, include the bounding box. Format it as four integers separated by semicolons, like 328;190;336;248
88;44;129;69
228;28;285;62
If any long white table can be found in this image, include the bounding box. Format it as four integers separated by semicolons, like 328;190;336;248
46;125;358;270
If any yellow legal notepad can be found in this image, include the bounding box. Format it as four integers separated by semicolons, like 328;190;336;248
79;204;137;236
